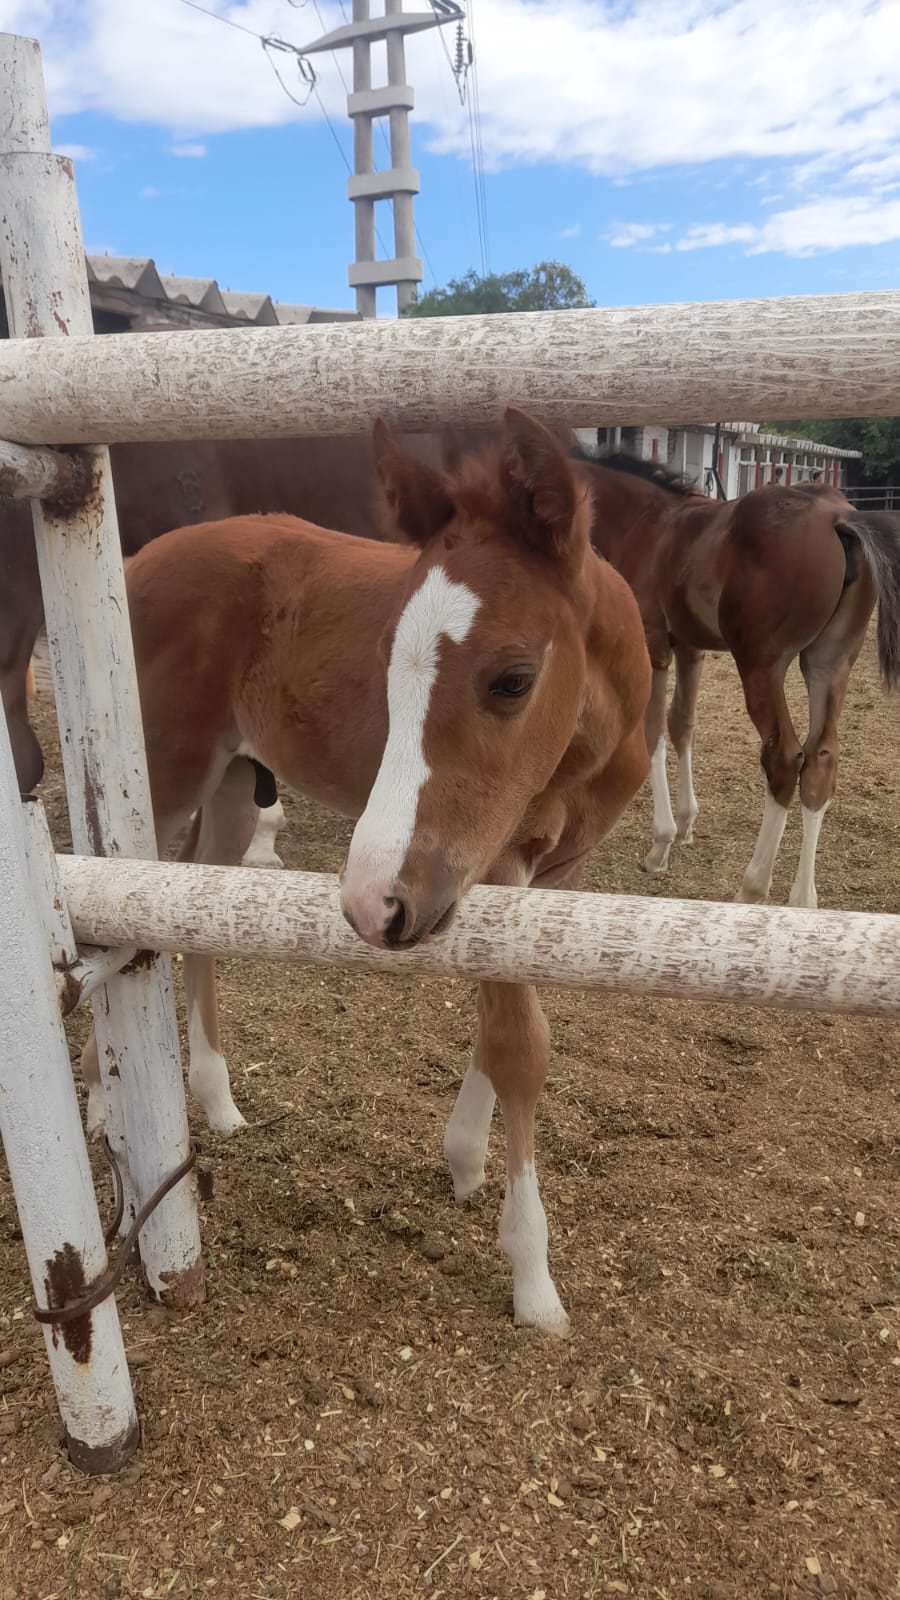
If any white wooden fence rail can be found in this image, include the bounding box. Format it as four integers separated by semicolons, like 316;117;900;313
0;289;898;444
59;857;900;1020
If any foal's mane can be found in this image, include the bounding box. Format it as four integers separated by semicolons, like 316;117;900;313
570;444;698;498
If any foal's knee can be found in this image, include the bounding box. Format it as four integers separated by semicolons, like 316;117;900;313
760;736;803;808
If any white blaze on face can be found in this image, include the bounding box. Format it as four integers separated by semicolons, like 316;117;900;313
341;565;479;944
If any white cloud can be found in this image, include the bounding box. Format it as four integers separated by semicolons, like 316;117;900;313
608;222;672;249
559;223;581;239
140;185;160;198
170;142;207;158
5;0;900;261
12;0;899;171
676;222;758;252
54;141;95;160
674;195;900;257
609;222;658;247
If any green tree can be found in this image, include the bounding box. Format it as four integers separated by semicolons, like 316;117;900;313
406;260;595;317
766;418;900;479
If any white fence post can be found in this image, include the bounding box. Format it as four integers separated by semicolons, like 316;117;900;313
0;711;139;1472
0;33;204;1306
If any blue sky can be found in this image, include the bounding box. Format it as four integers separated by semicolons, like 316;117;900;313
6;0;900;314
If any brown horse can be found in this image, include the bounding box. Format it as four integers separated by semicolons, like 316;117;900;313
571;450;900;908
2;429;487;795
79;411;651;1334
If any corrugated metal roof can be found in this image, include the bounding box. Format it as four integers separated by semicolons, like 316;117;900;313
85;254;360;326
736;431;861;459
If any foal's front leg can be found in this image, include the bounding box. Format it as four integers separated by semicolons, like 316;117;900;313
448;981;568;1335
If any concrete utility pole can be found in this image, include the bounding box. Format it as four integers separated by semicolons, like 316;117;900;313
300;0;460;318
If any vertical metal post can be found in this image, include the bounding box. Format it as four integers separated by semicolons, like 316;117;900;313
0;32;204;1306
0;712;139;1472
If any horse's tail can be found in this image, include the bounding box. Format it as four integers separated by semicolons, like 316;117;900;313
837;511;900;690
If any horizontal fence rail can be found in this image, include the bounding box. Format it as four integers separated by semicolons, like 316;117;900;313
2;291;899;444
58;857;900;1020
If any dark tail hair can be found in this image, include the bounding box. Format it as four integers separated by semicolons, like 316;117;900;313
838;512;900;690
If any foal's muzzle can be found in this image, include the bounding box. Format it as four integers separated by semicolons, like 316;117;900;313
339;850;460;951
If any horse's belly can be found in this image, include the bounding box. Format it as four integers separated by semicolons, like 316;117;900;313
666;590;725;651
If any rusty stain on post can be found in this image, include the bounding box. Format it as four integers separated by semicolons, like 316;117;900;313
43;1244;92;1363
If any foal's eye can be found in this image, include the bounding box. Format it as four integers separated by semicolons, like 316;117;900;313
489;669;536;700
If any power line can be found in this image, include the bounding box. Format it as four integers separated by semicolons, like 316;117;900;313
464;0;491;272
427;0;490;277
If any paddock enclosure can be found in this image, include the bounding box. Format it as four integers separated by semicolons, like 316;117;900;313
2;656;898;1600
1;26;899;1600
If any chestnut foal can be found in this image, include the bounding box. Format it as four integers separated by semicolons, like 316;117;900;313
83;410;650;1333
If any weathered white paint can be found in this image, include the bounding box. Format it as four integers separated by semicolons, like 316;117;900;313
57;856;900;1019
498;1161;568;1335
0;32;49;154
0;703;139;1473
1;289;899;444
674;743;699;844
643;737;677;874
0;33;203;1307
789;802;829;911
341;567;478;943
737;791;789;905
21;801;138;1172
187;1004;247;1135
0;436;91;502
443;1059;496;1202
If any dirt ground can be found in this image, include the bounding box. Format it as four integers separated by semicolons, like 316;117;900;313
1;638;898;1600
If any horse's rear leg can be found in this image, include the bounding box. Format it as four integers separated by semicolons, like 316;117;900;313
736;661;803;903
668;646;703;845
643;660;677;874
182;759;261;1132
789;653;855;910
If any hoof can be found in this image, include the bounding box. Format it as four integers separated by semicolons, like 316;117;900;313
513;1296;571;1338
450;1167;486;1205
205;1104;248;1136
642;851;671;876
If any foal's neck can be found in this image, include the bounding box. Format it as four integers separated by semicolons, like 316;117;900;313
577;460;681;554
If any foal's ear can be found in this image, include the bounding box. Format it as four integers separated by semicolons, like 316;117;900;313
372;418;455;547
500;407;587;565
